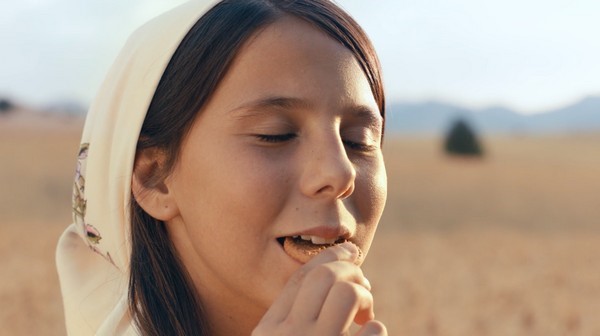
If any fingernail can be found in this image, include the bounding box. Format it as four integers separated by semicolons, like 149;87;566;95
339;241;358;258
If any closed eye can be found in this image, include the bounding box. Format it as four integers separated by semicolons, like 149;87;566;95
343;140;378;152
255;133;297;143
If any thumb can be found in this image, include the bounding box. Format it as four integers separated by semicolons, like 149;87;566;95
354;320;387;336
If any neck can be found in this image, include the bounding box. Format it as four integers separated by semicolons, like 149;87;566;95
196;281;266;336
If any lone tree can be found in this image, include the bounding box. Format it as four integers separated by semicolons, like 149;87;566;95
444;118;484;157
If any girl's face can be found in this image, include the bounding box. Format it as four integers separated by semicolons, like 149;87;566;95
165;16;386;322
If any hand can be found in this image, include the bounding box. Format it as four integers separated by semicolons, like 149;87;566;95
252;242;387;336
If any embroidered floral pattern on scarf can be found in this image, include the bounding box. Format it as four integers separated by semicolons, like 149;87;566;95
72;143;116;267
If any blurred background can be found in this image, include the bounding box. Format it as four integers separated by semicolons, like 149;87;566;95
1;0;599;335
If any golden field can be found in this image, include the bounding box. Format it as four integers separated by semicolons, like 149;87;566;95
1;113;599;335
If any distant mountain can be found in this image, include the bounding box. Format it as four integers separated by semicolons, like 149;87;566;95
528;96;600;133
386;95;600;135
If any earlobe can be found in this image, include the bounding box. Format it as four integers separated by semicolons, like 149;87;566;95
131;148;180;221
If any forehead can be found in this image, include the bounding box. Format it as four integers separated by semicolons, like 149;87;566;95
242;15;350;63
207;15;377;113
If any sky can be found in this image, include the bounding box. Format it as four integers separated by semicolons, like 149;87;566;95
1;0;599;114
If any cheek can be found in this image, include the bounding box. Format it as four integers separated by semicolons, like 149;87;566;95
225;153;292;214
374;163;388;212
353;160;387;249
358;159;387;219
175;148;291;236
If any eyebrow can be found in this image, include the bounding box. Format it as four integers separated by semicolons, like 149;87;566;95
228;95;382;127
348;105;384;129
228;96;310;120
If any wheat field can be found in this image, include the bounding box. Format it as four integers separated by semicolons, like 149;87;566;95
1;114;599;335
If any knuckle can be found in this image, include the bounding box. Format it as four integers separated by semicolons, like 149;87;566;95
333;280;362;301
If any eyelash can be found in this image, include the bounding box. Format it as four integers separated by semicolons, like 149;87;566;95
255;133;297;143
344;141;377;152
254;133;376;152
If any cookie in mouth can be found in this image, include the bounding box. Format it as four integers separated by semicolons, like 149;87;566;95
277;235;363;264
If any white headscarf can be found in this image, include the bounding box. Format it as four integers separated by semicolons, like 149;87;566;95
56;1;217;334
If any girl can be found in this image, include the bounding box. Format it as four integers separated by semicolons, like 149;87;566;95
56;0;387;335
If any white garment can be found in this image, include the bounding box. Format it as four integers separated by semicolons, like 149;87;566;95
56;1;217;334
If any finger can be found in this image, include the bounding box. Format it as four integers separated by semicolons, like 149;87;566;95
318;281;375;333
260;242;359;324
355;320;388;336
288;260;370;322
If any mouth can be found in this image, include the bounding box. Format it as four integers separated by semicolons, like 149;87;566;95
276;235;363;265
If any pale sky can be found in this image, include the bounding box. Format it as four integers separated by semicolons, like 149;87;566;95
1;0;599;114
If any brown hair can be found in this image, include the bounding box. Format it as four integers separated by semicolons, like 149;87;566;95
129;0;385;335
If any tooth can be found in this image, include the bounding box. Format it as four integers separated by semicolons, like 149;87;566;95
301;235;312;241
310;236;337;245
293;235;300;239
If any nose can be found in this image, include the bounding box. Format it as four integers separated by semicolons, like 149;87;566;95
299;135;356;200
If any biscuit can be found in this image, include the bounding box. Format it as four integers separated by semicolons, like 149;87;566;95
283;237;364;265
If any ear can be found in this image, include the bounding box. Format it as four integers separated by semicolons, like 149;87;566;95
131;147;179;221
